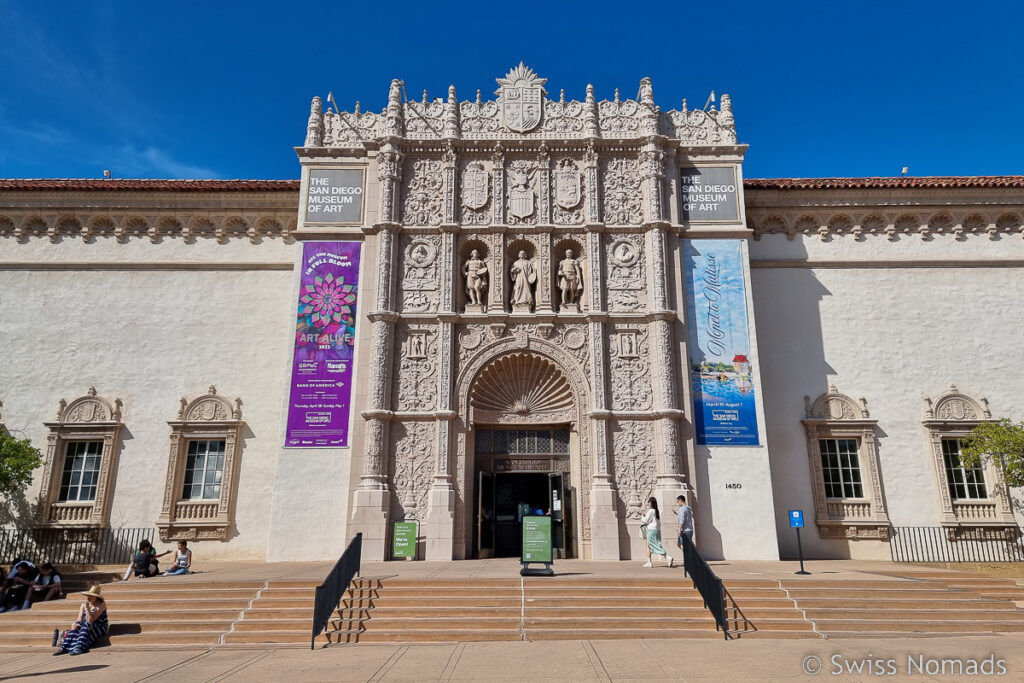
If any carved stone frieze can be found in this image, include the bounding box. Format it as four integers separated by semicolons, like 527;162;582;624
612;420;656;520
749;208;1024;242
400;159;444;225
301;67;738;147
393;325;438;412
604;233;646;312
390;421;435;519
601;158;642;225
323;106;380;146
609;325;652;411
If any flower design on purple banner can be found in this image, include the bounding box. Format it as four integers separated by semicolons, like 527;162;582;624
299;272;356;334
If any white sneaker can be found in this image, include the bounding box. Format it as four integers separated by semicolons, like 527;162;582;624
642;561;653;568
668;556;674;567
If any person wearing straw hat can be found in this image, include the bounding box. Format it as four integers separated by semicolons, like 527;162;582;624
53;585;109;656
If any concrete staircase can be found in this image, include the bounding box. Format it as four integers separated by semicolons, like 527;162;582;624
2;569;1022;648
317;577;727;644
721;575;1024;638
0;577;266;649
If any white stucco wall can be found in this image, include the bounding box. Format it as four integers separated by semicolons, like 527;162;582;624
750;232;1024;559
0;236;298;560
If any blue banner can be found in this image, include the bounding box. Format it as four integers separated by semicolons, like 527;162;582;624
684;239;760;445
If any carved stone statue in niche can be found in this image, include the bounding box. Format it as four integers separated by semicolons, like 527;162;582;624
509;251;537;312
462;249;489;313
557;249;584;313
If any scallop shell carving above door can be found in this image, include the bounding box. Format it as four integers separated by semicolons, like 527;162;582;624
470;352;573;423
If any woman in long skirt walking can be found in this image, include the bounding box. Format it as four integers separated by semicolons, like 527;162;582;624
54;585;109;656
641;497;673;568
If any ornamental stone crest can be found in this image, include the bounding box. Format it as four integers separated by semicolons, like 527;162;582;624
553;159;581;209
461;161;489;210
507;161;536;220
496;63;546;133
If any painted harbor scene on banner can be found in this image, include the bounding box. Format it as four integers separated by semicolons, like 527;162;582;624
684;239;760;445
285;241;361;448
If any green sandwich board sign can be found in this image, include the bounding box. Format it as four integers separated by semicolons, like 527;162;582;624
520;515;554;575
392;521;418;560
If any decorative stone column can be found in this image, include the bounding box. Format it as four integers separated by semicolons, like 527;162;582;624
643;141;688;510
351;178;400;558
425;222;458;559
585;217;619;559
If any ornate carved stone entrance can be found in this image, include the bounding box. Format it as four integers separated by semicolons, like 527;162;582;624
455;339;592;559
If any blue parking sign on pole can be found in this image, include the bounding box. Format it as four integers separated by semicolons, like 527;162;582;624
788;509;810;575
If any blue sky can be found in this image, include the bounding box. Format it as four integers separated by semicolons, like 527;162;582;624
1;1;1021;180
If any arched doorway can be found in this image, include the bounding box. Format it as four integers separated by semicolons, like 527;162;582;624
453;339;592;559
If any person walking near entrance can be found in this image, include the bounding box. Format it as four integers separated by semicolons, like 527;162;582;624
640;497;673;568
675;494;694;566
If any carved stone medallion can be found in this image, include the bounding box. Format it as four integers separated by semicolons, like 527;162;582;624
610;239;638;266
461;161;489;210
495;63;546;134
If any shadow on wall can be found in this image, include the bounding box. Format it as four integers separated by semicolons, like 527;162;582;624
747;240;847;559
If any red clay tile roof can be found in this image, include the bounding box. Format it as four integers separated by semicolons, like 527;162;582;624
743;176;1024;190
2;176;1022;192
0;179;301;191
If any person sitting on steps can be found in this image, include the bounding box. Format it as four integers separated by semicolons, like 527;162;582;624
53;585;108;656
163;540;192;576
128;539;170;579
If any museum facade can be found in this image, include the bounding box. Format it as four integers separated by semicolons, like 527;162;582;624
1;66;1022;562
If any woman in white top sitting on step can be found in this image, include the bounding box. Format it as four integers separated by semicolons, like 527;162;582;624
640;497;673;568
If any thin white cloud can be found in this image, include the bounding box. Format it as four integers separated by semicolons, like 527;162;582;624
125;146;219;179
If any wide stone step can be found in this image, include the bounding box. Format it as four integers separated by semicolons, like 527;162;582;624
803;609;1024;621
522;617;718;630
234;619;313;631
318;629;522;644
354;597;520;608
523;597;704;607
813;619;1024;633
526;628;724;640
795;598;1017;610
99;587;258;599
0;612;241;631
360;617;522;630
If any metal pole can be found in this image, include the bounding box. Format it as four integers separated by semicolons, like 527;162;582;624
795;527;810;575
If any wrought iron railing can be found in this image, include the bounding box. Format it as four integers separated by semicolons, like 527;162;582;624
680;533;729;640
0;527;157;566
311;533;362;650
889;526;1024;562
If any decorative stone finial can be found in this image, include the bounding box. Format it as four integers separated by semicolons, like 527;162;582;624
305;95;324;147
559;89;565;103
388;79;402;109
233;398;243;420
719;93;734;128
584;85;598;137
87;386;97;396
178;397;187;420
638;77;654;105
56;398;67;420
613;88;620;103
208;385;217;395
443;85;459;138
354;100;361;115
113;398;123;421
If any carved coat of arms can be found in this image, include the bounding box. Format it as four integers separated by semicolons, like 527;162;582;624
507;164;535;219
496;62;547;134
461;162;489;210
554;159;581;209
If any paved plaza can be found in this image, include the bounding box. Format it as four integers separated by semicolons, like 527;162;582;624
1;633;1022;681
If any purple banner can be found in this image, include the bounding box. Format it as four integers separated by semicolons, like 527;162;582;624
285;241;361;448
